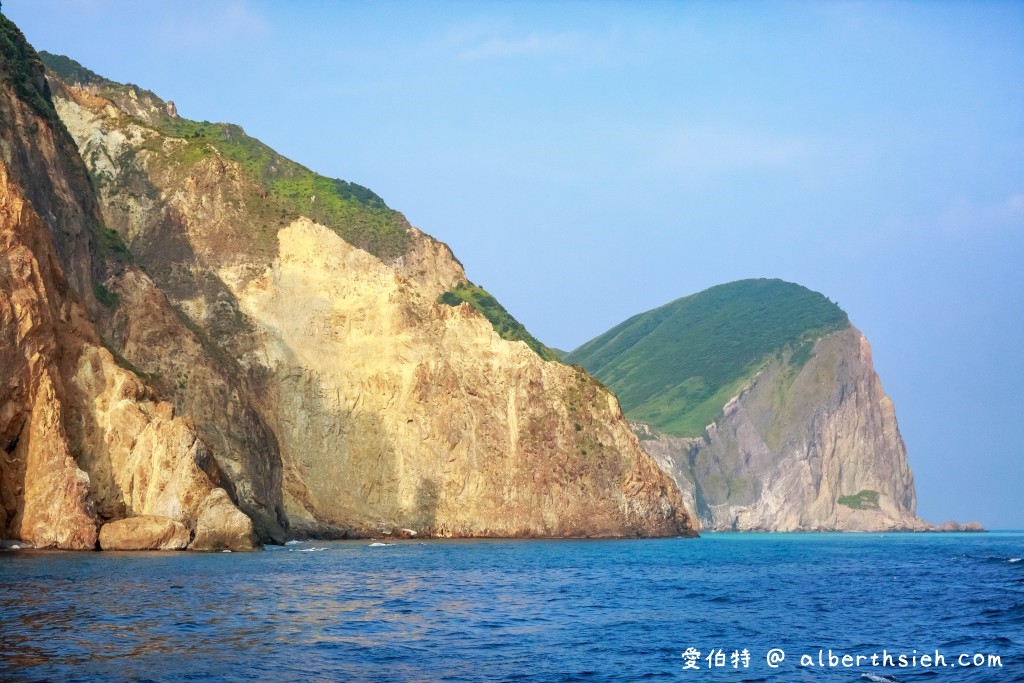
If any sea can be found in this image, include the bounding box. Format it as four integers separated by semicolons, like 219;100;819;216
1;532;1021;682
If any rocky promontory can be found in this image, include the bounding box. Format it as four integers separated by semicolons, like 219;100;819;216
570;280;930;532
0;16;696;549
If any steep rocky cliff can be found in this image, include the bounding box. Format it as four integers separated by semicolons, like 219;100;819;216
31;48;694;540
570;280;926;531
0;16;255;550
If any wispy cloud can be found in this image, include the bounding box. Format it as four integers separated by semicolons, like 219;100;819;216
459;31;595;62
154;0;270;52
653;125;823;176
938;192;1024;236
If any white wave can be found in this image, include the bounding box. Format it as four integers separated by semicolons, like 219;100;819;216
1;541;31;550
861;674;897;683
284;540;302;546
221;549;232;553
292;547;328;552
1009;557;1022;563
368;542;393;547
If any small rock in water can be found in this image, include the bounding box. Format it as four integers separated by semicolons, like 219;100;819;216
99;515;190;551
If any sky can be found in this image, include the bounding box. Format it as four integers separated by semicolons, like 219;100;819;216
5;1;1023;529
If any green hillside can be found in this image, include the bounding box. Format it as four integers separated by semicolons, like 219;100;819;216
566;279;849;436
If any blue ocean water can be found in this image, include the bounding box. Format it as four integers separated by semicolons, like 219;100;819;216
1;532;1021;682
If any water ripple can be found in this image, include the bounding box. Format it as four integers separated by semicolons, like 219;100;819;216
1;533;1022;681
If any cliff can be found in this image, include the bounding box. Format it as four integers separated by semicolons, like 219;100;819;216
570;280;927;531
24;46;694;541
0;15;255;550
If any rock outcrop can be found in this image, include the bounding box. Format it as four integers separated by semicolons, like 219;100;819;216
641;328;927;531
8;39;695;541
99;516;190;551
933;520;985;532
569;279;928;532
0;15;255;550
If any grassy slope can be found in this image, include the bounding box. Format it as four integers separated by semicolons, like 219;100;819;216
39;51;411;261
567;279;849;436
439;283;557;361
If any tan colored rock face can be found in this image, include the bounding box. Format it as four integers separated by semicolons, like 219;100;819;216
99;515;190;550
190;489;259;551
0;29;255;550
222;218;687;537
13;369;98;550
644;327;926;532
49;75;696;540
0;157;252;549
0;160;99;550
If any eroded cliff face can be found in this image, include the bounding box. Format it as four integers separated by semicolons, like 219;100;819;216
0;17;255;550
645;327;925;531
44;62;694;538
224;218;690;536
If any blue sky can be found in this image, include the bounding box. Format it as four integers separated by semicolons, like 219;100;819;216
6;1;1023;528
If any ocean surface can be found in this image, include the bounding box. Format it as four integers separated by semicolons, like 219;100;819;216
1;532;1021;682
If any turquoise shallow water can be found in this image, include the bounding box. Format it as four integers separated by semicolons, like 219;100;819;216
1;532;1022;682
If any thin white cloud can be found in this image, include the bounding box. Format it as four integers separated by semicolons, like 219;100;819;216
654;125;822;176
938;193;1024;236
1002;193;1024;218
154;0;271;52
459;31;593;61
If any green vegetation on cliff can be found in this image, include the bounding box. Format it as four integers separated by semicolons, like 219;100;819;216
566;279;849;436
439;283;556;361
1;17;57;120
39;52;411;261
838;490;880;510
153;118;410;259
37;50;110;88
